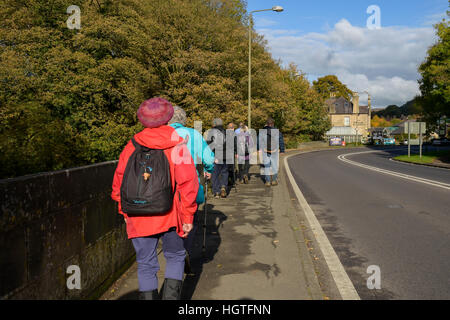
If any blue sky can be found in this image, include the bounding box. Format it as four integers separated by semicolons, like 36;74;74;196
248;0;448;31
246;0;449;108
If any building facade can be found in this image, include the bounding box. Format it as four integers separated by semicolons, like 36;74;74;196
325;93;371;140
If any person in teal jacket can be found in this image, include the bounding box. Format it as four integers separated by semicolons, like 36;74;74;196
168;106;215;266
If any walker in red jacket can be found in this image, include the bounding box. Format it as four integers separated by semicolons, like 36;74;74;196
111;98;199;300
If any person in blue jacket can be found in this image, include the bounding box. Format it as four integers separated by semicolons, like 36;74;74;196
168;106;215;269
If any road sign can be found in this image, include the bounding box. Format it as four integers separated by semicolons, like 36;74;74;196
404;122;426;134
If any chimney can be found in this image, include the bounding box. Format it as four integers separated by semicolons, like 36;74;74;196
352;92;359;114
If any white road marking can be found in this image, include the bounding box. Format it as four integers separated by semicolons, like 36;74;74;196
284;153;361;300
338;150;450;191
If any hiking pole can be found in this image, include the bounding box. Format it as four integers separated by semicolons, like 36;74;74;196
233;166;237;193
202;180;208;256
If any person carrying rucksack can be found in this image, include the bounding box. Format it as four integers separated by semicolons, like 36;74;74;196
236;124;253;184
205;118;234;198
259;117;285;186
168;106;214;269
111;97;199;300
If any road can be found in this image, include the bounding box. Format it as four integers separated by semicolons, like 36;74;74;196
287;146;450;300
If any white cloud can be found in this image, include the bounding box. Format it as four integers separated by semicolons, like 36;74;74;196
257;19;437;108
338;71;421;107
423;12;448;26
254;17;278;28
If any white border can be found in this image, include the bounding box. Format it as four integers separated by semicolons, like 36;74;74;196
284;153;361;300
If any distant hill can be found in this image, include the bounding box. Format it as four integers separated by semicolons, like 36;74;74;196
372;98;422;119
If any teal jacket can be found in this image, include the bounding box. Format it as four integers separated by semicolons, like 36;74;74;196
169;123;215;204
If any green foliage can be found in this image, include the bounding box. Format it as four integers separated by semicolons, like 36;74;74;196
418;9;450;132
312;75;353;101
0;0;330;178
0;102;85;178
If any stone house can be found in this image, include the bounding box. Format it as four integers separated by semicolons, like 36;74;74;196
325;93;371;139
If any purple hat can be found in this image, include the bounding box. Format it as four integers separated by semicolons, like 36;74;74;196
137;97;174;128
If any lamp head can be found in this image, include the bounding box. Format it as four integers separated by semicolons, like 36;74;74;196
272;6;284;12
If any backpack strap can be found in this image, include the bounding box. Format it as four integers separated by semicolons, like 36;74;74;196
131;138;152;152
131;138;141;150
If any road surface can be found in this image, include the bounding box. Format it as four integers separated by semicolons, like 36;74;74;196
287;146;450;299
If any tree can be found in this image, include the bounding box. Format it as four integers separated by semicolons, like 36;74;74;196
280;65;330;144
418;9;450;133
0;0;331;178
312;75;353;101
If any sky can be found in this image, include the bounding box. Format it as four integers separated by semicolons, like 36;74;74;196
246;0;449;108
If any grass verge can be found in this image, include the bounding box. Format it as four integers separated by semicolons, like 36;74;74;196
393;150;450;164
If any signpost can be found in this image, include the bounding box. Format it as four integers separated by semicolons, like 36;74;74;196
419;121;422;158
404;121;426;158
408;121;410;157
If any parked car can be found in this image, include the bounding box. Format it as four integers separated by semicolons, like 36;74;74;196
383;137;396;145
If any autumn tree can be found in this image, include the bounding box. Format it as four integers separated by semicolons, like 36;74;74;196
312;75;353;101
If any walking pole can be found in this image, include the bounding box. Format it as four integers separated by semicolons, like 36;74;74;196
202;180;208;256
233;164;237;193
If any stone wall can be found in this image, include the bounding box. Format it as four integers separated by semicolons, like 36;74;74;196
0;161;135;299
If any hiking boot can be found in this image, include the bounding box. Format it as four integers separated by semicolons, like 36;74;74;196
139;289;158;300
220;187;227;198
243;175;249;184
271;180;278;186
160;278;183;300
265;181;271;187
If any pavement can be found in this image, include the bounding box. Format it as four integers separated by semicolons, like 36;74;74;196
287;146;450;299
100;151;329;300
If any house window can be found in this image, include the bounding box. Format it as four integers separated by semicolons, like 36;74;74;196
344;117;350;126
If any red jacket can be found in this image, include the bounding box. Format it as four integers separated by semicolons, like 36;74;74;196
111;125;199;239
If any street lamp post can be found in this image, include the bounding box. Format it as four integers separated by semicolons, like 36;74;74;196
248;6;283;129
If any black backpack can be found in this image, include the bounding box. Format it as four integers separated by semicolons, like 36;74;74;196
209;127;228;161
120;138;174;215
266;128;277;152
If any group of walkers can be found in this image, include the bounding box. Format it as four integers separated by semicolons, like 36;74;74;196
111;97;285;300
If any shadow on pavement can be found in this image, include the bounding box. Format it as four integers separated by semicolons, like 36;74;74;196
181;202;227;300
